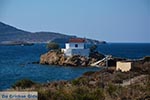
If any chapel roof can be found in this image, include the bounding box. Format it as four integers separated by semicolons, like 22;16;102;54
69;38;85;43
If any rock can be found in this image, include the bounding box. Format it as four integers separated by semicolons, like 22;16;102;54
89;51;105;60
40;51;64;65
89;81;97;85
142;56;150;62
63;55;89;66
31;61;39;64
40;50;105;67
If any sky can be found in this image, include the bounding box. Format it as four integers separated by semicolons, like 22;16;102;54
0;0;149;43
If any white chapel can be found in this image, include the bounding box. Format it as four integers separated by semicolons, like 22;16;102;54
61;38;90;57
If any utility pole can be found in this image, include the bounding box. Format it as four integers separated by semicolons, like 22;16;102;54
106;55;109;70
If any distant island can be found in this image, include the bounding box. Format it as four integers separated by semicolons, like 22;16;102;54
0;41;34;46
0;22;106;45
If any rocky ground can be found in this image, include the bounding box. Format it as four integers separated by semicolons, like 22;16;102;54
11;56;150;100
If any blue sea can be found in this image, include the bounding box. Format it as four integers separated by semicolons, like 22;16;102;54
0;43;150;90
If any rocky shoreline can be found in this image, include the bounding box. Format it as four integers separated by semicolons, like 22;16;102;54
11;56;150;100
40;50;127;67
40;50;106;67
5;48;150;100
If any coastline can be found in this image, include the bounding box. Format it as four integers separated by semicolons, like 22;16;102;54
0;45;149;100
40;50;105;67
7;56;150;100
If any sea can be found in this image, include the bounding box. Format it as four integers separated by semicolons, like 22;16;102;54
0;43;150;90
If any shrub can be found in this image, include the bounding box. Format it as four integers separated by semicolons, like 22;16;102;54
38;90;49;100
72;87;105;100
106;83;118;97
38;89;55;100
72;79;80;85
83;71;96;76
92;88;105;100
72;77;88;86
47;42;59;50
90;45;97;53
12;79;36;89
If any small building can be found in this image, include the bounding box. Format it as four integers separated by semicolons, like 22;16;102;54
116;61;132;72
61;38;90;57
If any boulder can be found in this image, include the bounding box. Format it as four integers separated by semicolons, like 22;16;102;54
63;55;89;66
40;51;64;65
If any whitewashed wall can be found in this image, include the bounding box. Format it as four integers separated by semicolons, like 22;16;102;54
66;43;85;49
64;49;89;57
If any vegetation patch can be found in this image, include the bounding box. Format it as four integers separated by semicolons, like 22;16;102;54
12;79;36;89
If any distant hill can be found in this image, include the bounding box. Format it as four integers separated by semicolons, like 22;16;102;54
0;21;106;44
0;22;75;43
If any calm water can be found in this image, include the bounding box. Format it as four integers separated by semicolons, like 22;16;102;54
97;43;150;59
0;43;150;90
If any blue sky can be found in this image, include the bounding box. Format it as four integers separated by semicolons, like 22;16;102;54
0;0;149;43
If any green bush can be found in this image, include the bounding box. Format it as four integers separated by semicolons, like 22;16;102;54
72;79;80;85
38;89;54;100
38;90;49;100
83;71;96;76
72;87;105;100
90;45;97;53
107;83;118;97
47;42;59;50
91;89;105;100
12;79;35;89
72;77;88;86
